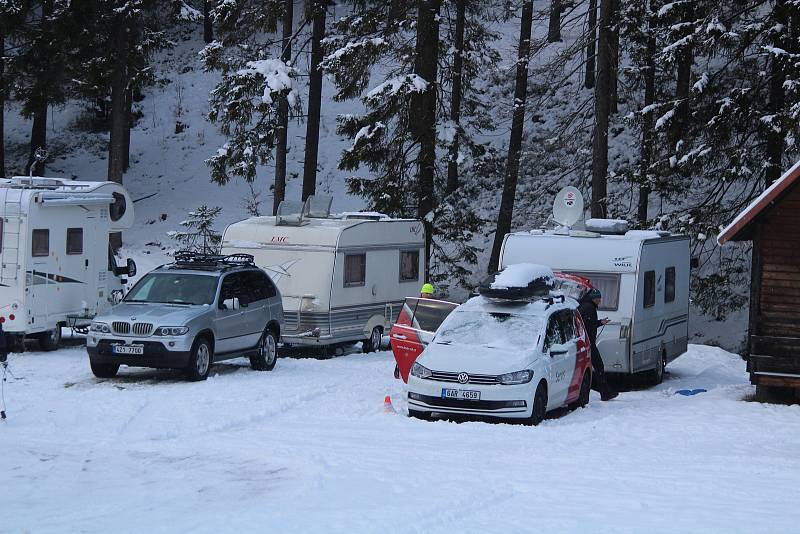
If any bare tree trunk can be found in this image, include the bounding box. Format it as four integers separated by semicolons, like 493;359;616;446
585;0;597;89
609;0;618;114
273;0;293;214
108;19;129;251
0;26;5;178
766;0;787;184
26;0;53;177
548;0;561;42
446;0;465;195
411;0;441;277
302;1;326;201
488;0;534;273
591;0;613;218
203;0;214;43
638;1;657;225
671;2;693;146
122;85;132;172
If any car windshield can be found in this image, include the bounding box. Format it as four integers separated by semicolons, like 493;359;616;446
124;272;218;305
435;310;542;351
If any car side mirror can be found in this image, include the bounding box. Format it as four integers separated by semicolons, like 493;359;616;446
221;297;240;311
549;343;568;357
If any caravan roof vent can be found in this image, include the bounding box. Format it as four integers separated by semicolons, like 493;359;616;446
303;195;333;218
276;200;307;226
341;211;390;221
585;218;629;235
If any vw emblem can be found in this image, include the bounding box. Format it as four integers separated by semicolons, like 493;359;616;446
457;372;469;384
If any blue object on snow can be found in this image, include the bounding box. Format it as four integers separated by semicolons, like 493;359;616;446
675;388;707;396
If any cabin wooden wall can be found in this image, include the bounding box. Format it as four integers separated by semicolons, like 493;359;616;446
750;184;800;378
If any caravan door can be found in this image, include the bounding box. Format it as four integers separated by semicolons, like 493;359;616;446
28;261;49;331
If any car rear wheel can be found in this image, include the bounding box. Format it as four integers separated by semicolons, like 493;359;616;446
90;361;119;378
250;328;278;371
569;370;591;411
38;326;62;351
528;382;548;426
362;326;382;353
186;337;212;381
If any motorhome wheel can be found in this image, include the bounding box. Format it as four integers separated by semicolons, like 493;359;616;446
38;326;62;352
362;327;382;353
250;329;278;371
186;338;213;381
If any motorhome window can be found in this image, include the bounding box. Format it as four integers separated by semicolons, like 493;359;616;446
412;300;458;332
125;273;218;305
399;250;419;282
568;271;620;311
665;267;676;303
32;229;49;257
110;192;126;222
66;228;83;255
344;254;366;287
644;270;656;308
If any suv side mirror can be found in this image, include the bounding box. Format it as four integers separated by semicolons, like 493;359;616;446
549;343;568;357
221;297;240;311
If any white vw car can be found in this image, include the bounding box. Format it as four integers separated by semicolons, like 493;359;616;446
406;265;593;425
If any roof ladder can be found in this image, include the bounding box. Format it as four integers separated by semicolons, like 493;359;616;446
1;189;25;283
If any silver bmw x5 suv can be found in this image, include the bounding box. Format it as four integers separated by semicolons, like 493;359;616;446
87;253;284;381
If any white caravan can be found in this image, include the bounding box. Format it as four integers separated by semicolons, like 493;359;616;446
498;225;690;383
0;176;137;350
221;197;425;351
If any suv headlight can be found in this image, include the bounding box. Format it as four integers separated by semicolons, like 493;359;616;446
410;362;432;379
90;322;111;334
498;369;534;385
153;326;189;336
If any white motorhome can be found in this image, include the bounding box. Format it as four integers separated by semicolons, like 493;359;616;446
0;176;137;350
221;198;426;352
498;223;690;384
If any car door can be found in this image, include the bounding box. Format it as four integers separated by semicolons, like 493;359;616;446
214;272;250;354
391;297;458;382
240;270;269;348
543;312;572;407
557;309;581;404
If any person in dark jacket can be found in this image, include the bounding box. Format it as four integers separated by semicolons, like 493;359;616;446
578;288;618;401
0;321;7;363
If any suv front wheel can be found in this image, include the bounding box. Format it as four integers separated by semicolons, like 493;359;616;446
186;337;213;381
250;327;278;371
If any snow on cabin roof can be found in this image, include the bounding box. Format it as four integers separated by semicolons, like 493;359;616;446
0;176;112;193
718;159;800;245
510;229;668;241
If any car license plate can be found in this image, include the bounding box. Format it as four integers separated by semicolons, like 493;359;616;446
113;344;144;355
442;388;480;401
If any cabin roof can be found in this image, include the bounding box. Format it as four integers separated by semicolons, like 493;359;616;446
718;160;800;245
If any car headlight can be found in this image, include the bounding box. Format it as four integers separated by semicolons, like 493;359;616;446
410;362;432;379
90;322;111;334
498;369;534;385
153;326;190;336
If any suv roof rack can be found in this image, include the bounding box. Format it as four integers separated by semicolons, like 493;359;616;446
173;251;255;269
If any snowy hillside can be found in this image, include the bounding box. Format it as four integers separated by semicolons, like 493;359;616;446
1;344;798;532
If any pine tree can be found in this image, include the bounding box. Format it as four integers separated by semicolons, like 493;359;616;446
169;205;223;254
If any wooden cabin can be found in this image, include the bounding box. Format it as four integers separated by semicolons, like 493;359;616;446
718;161;800;402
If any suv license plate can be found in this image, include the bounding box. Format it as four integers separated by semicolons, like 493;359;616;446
442;388;480;401
113;344;144;355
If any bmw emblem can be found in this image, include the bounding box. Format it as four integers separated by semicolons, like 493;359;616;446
131;317;137;321
457;372;469;384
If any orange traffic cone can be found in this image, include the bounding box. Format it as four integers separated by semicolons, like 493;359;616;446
383;394;395;413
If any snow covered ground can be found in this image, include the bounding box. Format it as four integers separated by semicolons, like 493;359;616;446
1;343;798;533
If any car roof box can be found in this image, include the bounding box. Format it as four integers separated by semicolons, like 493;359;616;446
478;264;556;301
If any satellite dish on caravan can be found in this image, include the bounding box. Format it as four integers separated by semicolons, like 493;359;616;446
552;186;584;228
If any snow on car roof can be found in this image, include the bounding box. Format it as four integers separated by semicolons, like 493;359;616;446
490;263;554;289
458;294;575;317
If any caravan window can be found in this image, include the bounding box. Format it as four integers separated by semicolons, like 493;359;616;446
66;228;83;255
32;229;49;257
399;250;419;282
644;270;656;308
665;267;676;303
344;254;366;287
568;271;620;311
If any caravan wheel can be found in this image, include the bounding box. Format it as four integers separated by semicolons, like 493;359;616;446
646;353;665;386
362;327;383;353
38;326;62;351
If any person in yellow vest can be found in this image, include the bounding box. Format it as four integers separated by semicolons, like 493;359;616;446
420;283;435;299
